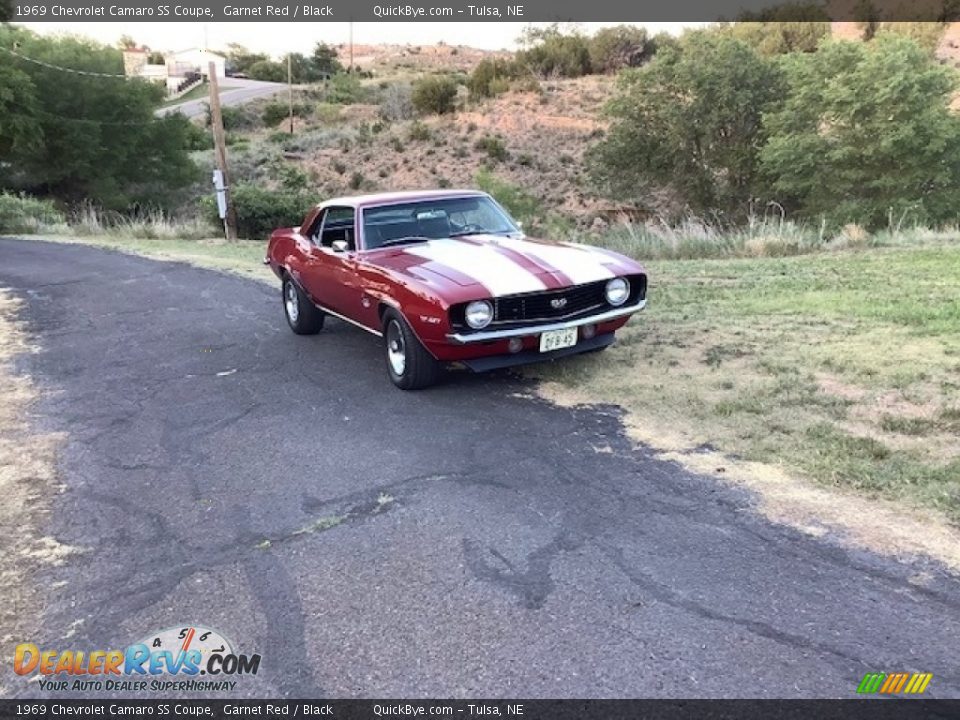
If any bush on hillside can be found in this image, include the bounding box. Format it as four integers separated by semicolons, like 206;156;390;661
326;73;366;104
589;25;654;73
516;24;593;78
379;83;415;121
467;58;520;98
261;101;312;128
412;75;458;115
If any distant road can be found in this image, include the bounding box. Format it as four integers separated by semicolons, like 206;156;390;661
156;78;286;118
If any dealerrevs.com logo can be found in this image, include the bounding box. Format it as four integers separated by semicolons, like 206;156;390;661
14;625;261;693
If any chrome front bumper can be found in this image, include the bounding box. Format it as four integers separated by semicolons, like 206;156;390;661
446;298;646;345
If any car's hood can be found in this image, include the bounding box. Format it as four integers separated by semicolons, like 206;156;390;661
365;234;643;299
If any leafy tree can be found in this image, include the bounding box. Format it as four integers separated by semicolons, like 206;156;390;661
117;34;138;49
0;0;12;22
589;25;653;73
412;75;458;115
311;42;343;77
516;24;593;78
0;27;198;209
589;32;783;218
760;36;960;228
225;43;268;75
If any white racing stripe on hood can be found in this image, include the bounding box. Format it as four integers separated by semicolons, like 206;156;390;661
405;240;547;296
495;238;616;286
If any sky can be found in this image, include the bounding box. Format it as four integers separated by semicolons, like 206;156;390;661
19;21;699;56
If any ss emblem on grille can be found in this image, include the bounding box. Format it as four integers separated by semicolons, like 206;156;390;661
550;297;568;309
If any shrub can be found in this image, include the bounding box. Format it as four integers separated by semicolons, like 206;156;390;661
408;121;432;142
379;83;415;121
0;192;65;233
467;58;519;98
474;135;509;162
262;101;312;127
247;60;285;82
412;75;458;115
201;185;313;240
326;73;365;104
349;172;365;190
516;24;592;78
589;24;653;73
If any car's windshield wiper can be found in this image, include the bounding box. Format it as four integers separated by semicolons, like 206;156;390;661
379;236;432;248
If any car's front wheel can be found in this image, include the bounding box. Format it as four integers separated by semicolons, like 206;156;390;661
382;309;441;390
282;276;324;335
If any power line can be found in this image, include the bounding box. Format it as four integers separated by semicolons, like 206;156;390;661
0;45;130;78
4;108;176;127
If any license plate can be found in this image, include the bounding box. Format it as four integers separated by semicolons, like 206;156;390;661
539;327;577;353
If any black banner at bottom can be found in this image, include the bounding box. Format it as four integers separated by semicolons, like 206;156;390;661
2;700;960;720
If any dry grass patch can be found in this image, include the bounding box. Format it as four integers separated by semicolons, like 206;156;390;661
0;291;71;695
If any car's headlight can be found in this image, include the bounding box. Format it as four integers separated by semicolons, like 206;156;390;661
465;300;494;329
605;277;630;307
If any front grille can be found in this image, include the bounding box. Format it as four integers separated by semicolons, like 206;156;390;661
494;282;606;324
450;274;647;331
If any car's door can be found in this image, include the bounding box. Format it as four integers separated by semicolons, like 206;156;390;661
300;206;359;316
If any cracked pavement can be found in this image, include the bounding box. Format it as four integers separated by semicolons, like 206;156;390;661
1;237;959;699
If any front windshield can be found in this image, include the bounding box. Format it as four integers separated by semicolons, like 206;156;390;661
362;195;519;250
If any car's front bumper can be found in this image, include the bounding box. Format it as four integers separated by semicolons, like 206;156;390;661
460;332;615;372
445;298;646;344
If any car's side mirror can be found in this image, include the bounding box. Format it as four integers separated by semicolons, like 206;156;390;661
331;239;349;253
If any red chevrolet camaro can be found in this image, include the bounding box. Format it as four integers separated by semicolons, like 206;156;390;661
265;190;647;389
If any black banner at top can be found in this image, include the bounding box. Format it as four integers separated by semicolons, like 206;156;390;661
8;0;960;22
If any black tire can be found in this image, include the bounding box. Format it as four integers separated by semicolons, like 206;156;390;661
382;309;441;390
282;276;324;335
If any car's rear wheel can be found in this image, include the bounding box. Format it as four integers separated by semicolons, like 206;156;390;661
382;309;440;390
282;276;324;335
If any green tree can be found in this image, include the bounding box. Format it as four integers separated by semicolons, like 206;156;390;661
247;59;285;82
761;36;960;228
225;43;268;75
0;27;198;209
0;0;12;22
590;32;783;218
412;75;458;115
311;42;343;77
589;25;652;73
516;24;593;78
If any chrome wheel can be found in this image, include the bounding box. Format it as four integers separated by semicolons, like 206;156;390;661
284;282;299;324
386;319;406;376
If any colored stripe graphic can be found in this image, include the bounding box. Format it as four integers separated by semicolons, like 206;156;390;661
857;672;931;695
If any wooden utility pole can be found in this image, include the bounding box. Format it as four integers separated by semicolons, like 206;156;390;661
349;21;354;72
287;53;294;134
207;62;238;242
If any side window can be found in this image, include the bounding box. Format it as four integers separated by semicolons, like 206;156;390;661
306;210;327;246
318;207;356;250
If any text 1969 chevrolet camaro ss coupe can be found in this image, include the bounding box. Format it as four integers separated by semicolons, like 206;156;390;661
265;190;647;390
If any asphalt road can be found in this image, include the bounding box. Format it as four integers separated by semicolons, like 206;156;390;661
156;78;286;119
2;237;959;699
